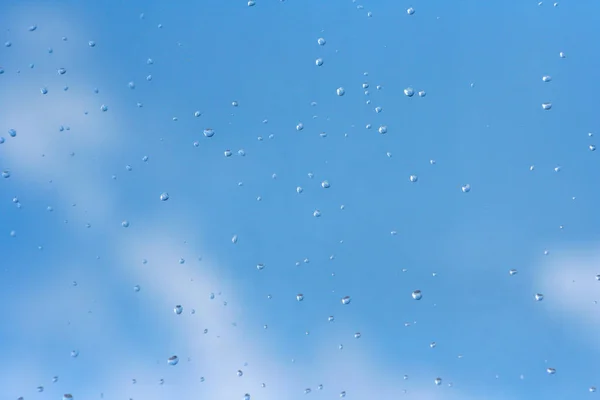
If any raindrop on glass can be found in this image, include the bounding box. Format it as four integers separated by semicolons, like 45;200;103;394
167;356;179;366
336;87;345;96
412;290;422;300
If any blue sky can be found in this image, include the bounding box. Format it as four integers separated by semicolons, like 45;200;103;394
1;0;600;399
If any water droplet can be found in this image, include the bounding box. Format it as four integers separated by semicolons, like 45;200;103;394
509;269;518;276
244;394;251;400
100;104;108;112
354;332;361;339
341;296;351;305
404;87;414;97
133;285;140;292
70;350;79;358
328;316;335;322
203;128;215;137
535;293;544;301
167;355;179;366
590;387;596;393
378;125;388;134
340;391;346;397
315;58;323;66
194;111;201;117
317;37;326;45
409;175;418;183
321;180;330;188
174;305;183;314
256;263;265;271
296;186;304;194
37;386;44;392
542;75;552;82
159;192;170;201
53;376;59;383
296;294;304;301
336;87;345;96
430;342;437;348
313;210;321;217
237;369;244;377
232;101;239;107
590;145;596;151
412;290;422;300
7;129;16;138
248;0;256;6
461;184;471;193
407;7;415;14
63;395;73;400
88;41;96;47
41;87;48;94
305;388;312;394
232;234;238;244
434;377;442;386
121;220;130;228
546;367;556;374
542;103;552;110
418;90;427;97
559;51;566;58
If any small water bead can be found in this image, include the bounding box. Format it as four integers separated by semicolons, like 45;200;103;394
237;369;244;377
128;81;135;89
37;386;44;392
159;192;169;201
340;391;346;397
8;129;16;138
296;123;304;131
409;175;418;183
590;145;596;151
248;0;256;6
542;103;552;110
53;376;59;383
317;37;326;45
133;285;140;292
121;220;130;228
238;149;246;156
305;388;312;394
296;294;304;301
321;180;330;188
224;149;232;157
542;75;552;82
341;296;351;305
430;342;437;348
375;106;382;113
100;104;108;112
313;210;321;217
509;269;518;276
256;263;265;271
412;290;422;300
147;74;152;81
231;100;239;107
418;90;426;97
407;7;415;14
142;155;148;162
535;293;544;301
315;58;323;66
434;378;442;386
590;387;597;393
71;350;79;358
244;394;251;400
63;395;73;400
336;87;345;96
194;111;201;117
174;305;183;314
378;125;387;134
203;128;215;137
595;275;600;281
559;51;566;58
88;40;96;47
354;332;361;339
4;41;11;47
41;87;48;94
461;184;471;193
232;235;238;244
404;87;414;97
546;367;556;375
167;355;179;365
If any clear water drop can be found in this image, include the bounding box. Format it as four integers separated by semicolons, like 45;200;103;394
174;305;183;314
535;293;544;301
203;128;215;137
321;180;330;188
404;87;414;97
542;103;552;110
412;290;422;300
409;175;418;183
121;220;130;228
378;125;388;134
296;294;304;301
341;296;351;305
461;184;471;193
159;192;169;201
407;7;415;15
167;355;179;366
336;87;345;96
317;37;326;45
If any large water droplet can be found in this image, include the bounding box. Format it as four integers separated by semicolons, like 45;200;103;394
167;355;179;365
203;128;215;137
